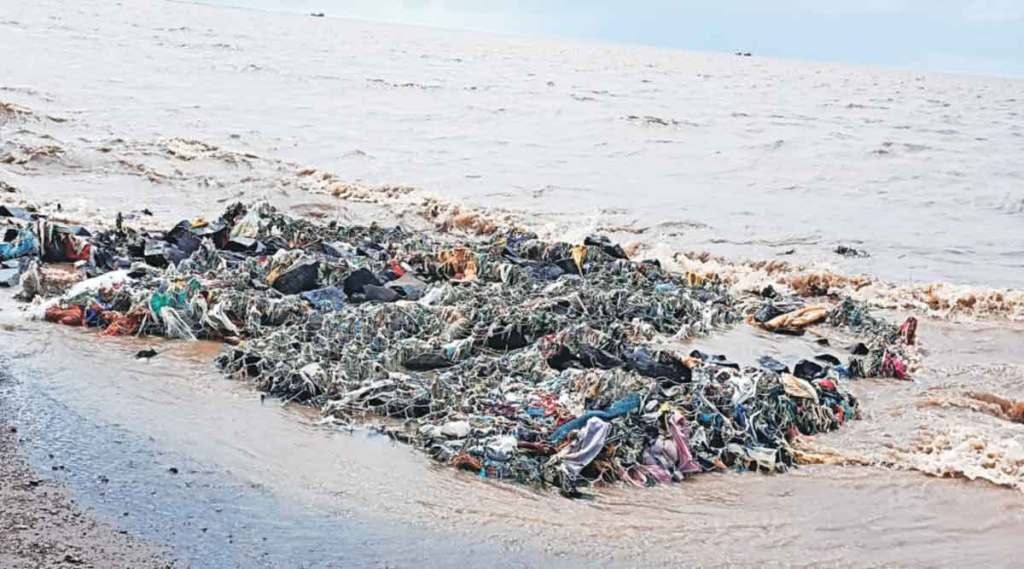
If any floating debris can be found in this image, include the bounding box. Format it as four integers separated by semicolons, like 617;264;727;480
135;348;159;360
835;244;869;258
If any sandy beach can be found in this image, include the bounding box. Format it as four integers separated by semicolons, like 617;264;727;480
0;408;171;569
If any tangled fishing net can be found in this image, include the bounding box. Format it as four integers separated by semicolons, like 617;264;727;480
21;202;916;495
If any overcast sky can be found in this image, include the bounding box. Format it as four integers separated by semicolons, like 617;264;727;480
203;1;1024;76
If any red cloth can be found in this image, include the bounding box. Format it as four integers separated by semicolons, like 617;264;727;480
881;351;909;380
900;316;918;345
388;260;406;277
61;235;92;262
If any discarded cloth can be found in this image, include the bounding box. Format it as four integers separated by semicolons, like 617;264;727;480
549;393;641;443
550;417;611;481
753;305;829;333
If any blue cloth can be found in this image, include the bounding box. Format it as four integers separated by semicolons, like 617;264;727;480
734;404;748;429
84;306;107;327
0;229;37;261
300;287;346;311
548;393;641;443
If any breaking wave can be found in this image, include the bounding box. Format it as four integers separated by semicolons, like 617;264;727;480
658;250;1024;322
889;425;1024;493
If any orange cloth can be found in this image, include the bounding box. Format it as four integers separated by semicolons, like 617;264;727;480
750;305;828;332
44;305;84;326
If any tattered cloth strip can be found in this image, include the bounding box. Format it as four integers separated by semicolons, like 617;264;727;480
751;305;828;332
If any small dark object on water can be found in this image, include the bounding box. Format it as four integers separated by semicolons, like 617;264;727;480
135;348;158;359
310;12;325;17
8;426;16;433
779;248;795;256
901;316;918;346
734;51;752;57
141;208;154;216
835;244;869;258
168;467;179;475
815;338;830;346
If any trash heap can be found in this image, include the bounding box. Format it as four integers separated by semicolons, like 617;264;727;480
747;293;917;381
1;204;97;289
4;201;916;495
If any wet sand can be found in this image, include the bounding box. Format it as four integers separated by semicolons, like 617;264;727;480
0;412;172;569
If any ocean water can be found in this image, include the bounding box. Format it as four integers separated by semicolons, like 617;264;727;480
2;1;1023;567
2;0;1022;288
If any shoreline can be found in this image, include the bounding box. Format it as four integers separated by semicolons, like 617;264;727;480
0;405;173;569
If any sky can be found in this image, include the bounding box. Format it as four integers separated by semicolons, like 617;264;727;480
200;1;1024;76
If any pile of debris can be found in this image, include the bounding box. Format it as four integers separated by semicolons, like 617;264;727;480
2;201;916;495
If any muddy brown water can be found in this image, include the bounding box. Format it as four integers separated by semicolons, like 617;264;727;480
3;290;1023;568
4;0;1024;288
